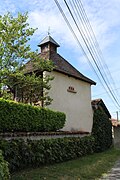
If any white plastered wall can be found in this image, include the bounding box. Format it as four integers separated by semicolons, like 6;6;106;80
45;71;93;133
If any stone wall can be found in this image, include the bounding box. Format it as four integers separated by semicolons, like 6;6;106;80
0;131;90;141
113;126;120;148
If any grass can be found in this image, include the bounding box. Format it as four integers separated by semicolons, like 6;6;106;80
11;148;120;180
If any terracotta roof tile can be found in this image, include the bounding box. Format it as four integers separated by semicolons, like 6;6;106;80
111;119;120;127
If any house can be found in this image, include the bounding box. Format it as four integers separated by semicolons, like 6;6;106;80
91;98;111;119
111;118;120;147
25;35;96;133
111;119;119;127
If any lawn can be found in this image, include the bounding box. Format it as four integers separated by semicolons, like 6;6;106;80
11;148;120;180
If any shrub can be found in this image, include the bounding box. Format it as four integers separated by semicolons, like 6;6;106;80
0;98;66;132
92;109;112;152
0;136;95;172
0;150;10;179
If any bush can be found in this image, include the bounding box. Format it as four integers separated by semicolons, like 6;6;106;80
0;150;10;179
0;98;66;132
0;136;95;172
92;109;112;152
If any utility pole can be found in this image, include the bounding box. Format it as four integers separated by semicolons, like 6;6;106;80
116;111;119;121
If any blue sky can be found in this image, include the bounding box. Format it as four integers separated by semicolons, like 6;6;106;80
1;0;120;119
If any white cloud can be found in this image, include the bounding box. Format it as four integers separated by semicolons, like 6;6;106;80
27;8;80;51
1;0;120;55
0;0;120;51
82;0;120;49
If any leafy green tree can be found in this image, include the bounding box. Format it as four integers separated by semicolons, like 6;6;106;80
0;12;54;106
4;71;54;106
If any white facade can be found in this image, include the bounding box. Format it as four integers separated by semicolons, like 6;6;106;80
46;71;93;133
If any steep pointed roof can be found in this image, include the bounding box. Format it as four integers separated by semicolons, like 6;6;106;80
25;35;96;85
38;35;60;47
25;51;96;85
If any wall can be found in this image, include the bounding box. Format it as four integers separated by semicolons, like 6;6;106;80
45;71;93;133
0;132;89;141
113;126;120;148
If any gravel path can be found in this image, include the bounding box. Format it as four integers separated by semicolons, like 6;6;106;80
100;160;120;180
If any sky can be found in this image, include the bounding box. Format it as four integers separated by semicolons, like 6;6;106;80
1;0;120;119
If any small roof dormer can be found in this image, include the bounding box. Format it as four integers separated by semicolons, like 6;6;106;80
38;35;60;53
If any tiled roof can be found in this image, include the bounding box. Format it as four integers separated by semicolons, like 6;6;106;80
25;51;96;85
91;98;102;106
91;98;111;118
111;119;120;127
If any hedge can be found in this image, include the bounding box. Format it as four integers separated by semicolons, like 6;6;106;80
0;98;66;132
0;136;95;172
0;150;10;179
92;109;112;152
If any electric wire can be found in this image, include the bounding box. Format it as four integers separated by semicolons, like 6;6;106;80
69;0;111;84
93;87;120;98
70;0;113;88
63;0;120;108
53;0;106;85
74;0;120;99
53;0;120;109
70;0;120;104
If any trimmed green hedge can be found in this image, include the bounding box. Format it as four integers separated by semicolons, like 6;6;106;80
0;98;66;132
92;109;112;152
0;150;10;179
0;136;95;172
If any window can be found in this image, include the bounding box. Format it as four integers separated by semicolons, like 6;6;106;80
42;44;49;52
67;86;77;93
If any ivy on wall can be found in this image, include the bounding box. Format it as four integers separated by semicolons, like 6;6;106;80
92;109;112;152
0;136;95;172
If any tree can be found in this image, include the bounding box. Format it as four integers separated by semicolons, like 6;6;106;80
4;71;54;106
0;12;54;106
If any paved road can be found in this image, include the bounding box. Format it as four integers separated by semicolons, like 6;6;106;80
100;160;120;180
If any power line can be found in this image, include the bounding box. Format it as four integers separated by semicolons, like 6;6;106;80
74;0;120;101
54;0;120;109
71;0;120;99
53;0;102;78
63;0;120;108
72;0;116;89
53;0;109;92
69;0;113;88
93;87;120;97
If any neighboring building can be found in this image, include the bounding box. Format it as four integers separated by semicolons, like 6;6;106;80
25;35;96;133
91;98;111;119
111;119;120;147
111;119;120;127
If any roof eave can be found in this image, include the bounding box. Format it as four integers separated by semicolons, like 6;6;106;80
54;68;96;85
38;35;60;47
